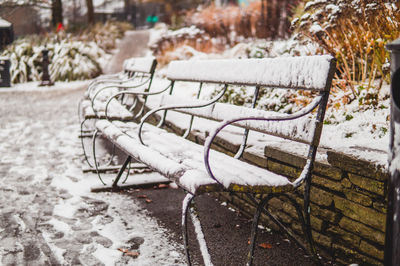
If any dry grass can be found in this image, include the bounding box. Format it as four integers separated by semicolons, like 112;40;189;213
152;1;299;66
293;1;400;103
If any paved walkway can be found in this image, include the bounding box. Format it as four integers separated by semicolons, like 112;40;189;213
0;86;186;265
104;30;150;74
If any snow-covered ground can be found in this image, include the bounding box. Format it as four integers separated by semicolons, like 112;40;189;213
0;85;186;265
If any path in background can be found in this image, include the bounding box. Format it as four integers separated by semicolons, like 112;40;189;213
0;86;185;265
104;30;150;74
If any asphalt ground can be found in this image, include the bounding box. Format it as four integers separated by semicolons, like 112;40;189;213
118;184;318;266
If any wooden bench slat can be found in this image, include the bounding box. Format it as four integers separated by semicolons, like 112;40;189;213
97;120;293;195
159;94;315;144
124;56;157;74
81;99;134;120
167;55;334;90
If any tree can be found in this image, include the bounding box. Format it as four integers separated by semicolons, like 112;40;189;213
51;0;63;27
86;0;94;25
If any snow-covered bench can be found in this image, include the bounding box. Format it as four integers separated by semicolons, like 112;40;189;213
93;56;336;265
79;56;157;169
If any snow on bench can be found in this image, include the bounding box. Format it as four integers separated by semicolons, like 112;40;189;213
79;57;157;170
167;55;332;90
93;56;336;265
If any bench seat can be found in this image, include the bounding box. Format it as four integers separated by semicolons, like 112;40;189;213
80;98;134;121
96;119;294;195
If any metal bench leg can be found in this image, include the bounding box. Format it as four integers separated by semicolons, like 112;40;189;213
111;156;131;188
247;195;271;266
246;193;322;265
182;194;213;266
92;129;106;185
80;118;94;168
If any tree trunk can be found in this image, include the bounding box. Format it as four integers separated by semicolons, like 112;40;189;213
124;0;130;20
51;0;63;27
86;0;94;25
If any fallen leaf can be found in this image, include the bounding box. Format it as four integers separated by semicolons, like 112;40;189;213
126;251;140;258
118;248;140;258
258;243;272;249
145;199;152;203
137;195;147;198
157;184;169;189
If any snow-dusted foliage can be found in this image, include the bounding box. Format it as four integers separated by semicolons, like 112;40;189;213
77;21;133;52
292;0;400;93
2;38;104;83
1;21;133;84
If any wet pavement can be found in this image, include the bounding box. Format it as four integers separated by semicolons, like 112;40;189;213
0;87;186;265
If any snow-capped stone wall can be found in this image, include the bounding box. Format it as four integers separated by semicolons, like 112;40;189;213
162;116;387;265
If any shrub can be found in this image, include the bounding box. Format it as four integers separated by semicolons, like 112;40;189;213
186;1;300;41
2;37;104;83
75;21;133;52
1;21;132;83
292;0;400;97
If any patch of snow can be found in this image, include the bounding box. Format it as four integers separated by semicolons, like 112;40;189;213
167;56;333;90
0;80;89;93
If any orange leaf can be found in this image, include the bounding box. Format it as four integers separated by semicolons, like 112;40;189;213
258;243;272;249
118;248;140;258
145;199;153;203
157;184;169;189
126;251;140;258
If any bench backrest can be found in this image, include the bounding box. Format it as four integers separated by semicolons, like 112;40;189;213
123;56;157;74
161;56;336;145
167;56;334;90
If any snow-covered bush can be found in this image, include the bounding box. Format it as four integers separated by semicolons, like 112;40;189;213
76;21;133;52
2;38;104;83
292;0;400;94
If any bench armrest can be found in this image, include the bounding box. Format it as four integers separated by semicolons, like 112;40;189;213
137;84;228;145
90;76;153;113
87;73;137;97
203;95;322;187
103;83;173;121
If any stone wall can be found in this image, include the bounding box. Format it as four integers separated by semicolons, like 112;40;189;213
150;110;388;265
213;143;387;265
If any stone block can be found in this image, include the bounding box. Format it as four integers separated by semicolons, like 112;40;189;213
333;196;386;232
338;217;385;246
268;197;284;211
327;150;387;181
264;146;342;180
359;240;384;261
265;146;306;168
312;175;344;191
275;210;293;224
310;215;324;232
310;187;334;207
266;160;301;180
312;230;332;248
310;203;338;223
344;189;373;207
341;178;352;188
332;243;382;265
243;151;268;168
373;201;387;214
348;173;385;196
326;225;361;247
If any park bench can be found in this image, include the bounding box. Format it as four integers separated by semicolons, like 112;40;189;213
78;56;157;170
91;56;336;265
